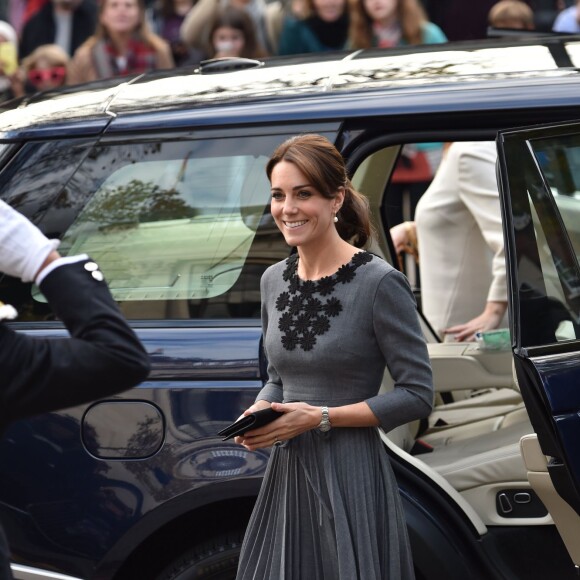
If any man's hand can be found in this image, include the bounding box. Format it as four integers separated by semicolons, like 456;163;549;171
0;199;60;282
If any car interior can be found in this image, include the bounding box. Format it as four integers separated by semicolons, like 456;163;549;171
351;140;545;531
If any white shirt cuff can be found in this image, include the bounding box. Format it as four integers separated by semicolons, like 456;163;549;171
35;254;90;286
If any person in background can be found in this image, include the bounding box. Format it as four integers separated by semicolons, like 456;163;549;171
348;0;447;49
278;0;349;55
234;133;432;579
390;142;507;342
13;44;70;97
19;0;98;59
266;0;307;50
350;1;446;233
148;0;198;66
553;0;580;32
8;0;48;36
422;0;537;40
0;21;17;101
488;0;535;30
68;0;173;85
0;199;150;578
180;0;272;56
206;5;268;59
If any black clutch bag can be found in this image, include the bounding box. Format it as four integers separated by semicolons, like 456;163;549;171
218;408;283;441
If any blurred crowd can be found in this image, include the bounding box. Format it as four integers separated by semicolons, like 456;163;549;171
0;0;575;98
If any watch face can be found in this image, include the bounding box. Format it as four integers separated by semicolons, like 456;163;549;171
319;422;331;432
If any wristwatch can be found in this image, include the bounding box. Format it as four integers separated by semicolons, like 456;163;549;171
318;406;332;432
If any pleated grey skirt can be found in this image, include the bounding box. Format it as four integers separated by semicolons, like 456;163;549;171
236;427;415;580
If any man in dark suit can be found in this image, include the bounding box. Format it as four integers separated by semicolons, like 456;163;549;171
0;199;150;578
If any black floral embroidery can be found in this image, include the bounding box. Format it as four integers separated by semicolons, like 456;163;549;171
312;315;330;335
288;277;300;295
336;263;356;284
304;297;322;317
278;312;293;332
275;251;374;351
276;291;290;312
288;295;303;315
316;276;335;296
352;251;373;266
294;313;311;333
282;329;299;350
324;297;342;317
300;331;317;351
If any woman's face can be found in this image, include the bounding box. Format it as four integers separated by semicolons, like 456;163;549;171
212;26;245;57
312;0;345;22
363;0;397;23
270;160;343;250
100;0;141;35
27;57;67;91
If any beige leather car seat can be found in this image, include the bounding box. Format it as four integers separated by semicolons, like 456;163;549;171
382;357;535;523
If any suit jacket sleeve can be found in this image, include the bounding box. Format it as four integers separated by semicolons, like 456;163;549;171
0;259;150;424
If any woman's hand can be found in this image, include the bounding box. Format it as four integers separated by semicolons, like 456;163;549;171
443;300;508;342
237;402;321;451
232;400;272;445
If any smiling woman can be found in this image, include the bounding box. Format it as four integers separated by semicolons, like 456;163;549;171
232;134;433;580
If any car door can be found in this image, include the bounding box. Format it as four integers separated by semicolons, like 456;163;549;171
496;122;580;551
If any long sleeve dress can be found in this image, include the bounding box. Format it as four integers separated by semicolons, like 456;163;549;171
236;251;433;580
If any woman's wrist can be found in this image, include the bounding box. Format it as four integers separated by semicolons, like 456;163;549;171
484;300;508;316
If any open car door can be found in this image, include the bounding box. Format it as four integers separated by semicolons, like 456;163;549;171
497;122;580;569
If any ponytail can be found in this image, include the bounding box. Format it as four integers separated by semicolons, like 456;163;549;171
337;181;373;248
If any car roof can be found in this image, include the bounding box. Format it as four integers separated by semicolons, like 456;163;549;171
3;35;580;138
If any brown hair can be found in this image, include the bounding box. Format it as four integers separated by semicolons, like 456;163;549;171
207;5;268;59
266;134;373;248
21;44;70;74
348;0;427;49
85;0;167;53
488;0;534;29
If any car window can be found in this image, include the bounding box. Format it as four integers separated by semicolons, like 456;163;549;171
500;133;580;347
31;132;334;320
0;140;93;220
525;134;580;342
0;139;98;319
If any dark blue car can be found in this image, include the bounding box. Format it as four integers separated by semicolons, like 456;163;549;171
2;36;580;579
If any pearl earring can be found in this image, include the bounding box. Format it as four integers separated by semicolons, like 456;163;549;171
333;213;338;223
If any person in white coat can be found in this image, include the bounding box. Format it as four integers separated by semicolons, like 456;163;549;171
390;141;508;341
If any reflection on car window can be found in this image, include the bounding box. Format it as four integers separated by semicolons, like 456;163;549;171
504;134;580;346
0;140;93;220
59;152;266;302
34;133;326;320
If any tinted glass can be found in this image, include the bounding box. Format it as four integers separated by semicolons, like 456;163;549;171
0;139;96;318
32;133;331;320
502;134;580;346
0;140;93;222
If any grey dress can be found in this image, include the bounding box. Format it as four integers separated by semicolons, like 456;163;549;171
236;251;433;580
